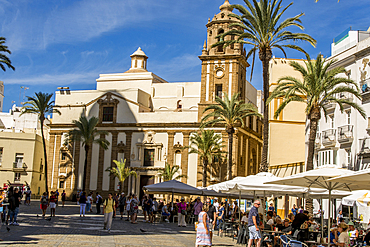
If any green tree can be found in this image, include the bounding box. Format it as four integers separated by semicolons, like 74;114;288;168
22;92;61;195
157;163;187;182
188;130;225;187
65;116;110;191
213;0;316;172
268;54;365;211
106;159;137;193
0;37;14;71
201;93;261;180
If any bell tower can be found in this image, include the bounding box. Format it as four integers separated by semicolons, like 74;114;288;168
198;0;249;121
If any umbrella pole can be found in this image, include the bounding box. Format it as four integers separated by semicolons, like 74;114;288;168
239;190;241;222
349;205;351;221
263;190;266;224
321;196;324;241
171;192;174;211
328;186;332;244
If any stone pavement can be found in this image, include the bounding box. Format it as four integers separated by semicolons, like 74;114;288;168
0;200;237;246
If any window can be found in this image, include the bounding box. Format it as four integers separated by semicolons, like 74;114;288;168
177;100;182;112
144;149;155;166
37;187;40;195
0;147;3;165
39;174;42;181
102;106;114;122
14;172;21;182
249;116;253;130
59;180;65;189
347;149;351;167
346;111;351;125
216;84;223;98
40;159;44;173
217;29;224;52
61;152;67;161
15;153;24;168
230;35;235;49
330;115;334;129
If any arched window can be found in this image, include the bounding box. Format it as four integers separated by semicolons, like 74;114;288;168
230;35;235;49
217;29;224;52
177;100;182;112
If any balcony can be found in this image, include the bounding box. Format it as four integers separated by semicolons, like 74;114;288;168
338;125;354;144
337;92;354;108
323;101;335;112
361;79;370;103
322;129;336;147
13;161;27;172
359;138;370;157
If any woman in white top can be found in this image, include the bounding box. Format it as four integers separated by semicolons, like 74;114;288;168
125;195;131;221
335;222;350;247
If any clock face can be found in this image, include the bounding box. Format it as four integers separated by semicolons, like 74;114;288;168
216;69;224;78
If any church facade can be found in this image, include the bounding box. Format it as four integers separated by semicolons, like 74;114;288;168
47;0;262;198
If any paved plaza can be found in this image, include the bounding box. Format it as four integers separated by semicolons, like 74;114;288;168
0;200;236;246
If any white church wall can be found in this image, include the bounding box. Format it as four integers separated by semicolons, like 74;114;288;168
89;141;100;191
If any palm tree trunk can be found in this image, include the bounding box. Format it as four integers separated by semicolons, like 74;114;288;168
202;159;208;187
82;145;89;191
305;107;320;214
40;118;49;195
120;181;124;193
259;49;272;173
226;127;235;180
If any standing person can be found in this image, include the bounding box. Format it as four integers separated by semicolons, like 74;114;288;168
291;204;297;216
232;201;239;219
40;192;49;217
118;193;126;220
268;203;275;212
213;198;219;213
61;190;66;207
76;190;80;205
130;194;139;224
217;202;225;233
8;188;17;225
152;197;159;222
206;199;217;242
25;188;31;206
298;205;304;214
103;193;116;233
177;198;187;227
49;191;57;217
96;192;103;214
335;222;350;247
79;191;87;217
248;200;261;247
142;195;148;222
86;192;93;213
337;210;343;224
125;195;132;221
146;196;153;223
12;188;21;224
55;189;59;207
193;197;203;222
195;204;212;247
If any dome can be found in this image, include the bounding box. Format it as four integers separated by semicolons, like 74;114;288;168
219;0;233;11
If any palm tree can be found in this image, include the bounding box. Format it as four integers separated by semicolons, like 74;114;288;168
188;130;225;187
0;37;14;71
22;92;61;195
106;159;137;193
268;53;365;172
201;93;261;180
213;0;316;172
157;163;187;182
65;116;110;191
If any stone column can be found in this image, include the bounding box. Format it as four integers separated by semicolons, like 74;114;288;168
47;133;56;192
53;134;62;189
96;134;106;192
167;132;175;165
231;131;239;178
181;132;190;183
73;140;81;192
109;131;118;191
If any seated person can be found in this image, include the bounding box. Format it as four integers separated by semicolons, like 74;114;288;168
241;212;248;225
330;225;340;244
348;221;359;245
364;227;370;246
265;211;274;231
275;217;283;231
281;219;293;235
161;202;171;222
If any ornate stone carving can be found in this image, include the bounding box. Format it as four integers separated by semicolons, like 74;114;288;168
143;131;155;144
173;141;183;151
117;141;125;153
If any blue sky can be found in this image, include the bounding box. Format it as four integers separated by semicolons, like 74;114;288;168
0;0;369;112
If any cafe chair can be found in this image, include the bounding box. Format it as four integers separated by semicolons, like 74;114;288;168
280;235;308;247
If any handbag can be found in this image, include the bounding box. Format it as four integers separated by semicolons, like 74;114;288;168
181;209;187;215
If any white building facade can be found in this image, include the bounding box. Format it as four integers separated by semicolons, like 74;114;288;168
314;28;370;171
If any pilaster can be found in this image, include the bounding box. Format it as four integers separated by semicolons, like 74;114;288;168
96;133;106;192
109;131;118;191
123;131;132;193
181;132;190;183
167;132;175;165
